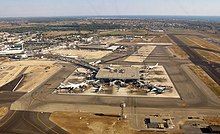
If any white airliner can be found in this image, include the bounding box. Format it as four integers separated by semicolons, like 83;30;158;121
148;63;159;69
151;85;166;94
57;82;88;90
89;60;102;66
104;64;114;71
94;85;103;93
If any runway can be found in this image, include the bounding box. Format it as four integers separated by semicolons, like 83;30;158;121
168;34;220;85
0;110;68;134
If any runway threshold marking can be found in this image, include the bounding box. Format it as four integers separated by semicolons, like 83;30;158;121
22;112;46;134
0;111;16;128
37;112;59;134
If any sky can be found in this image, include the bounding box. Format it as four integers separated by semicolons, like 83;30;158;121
0;0;220;17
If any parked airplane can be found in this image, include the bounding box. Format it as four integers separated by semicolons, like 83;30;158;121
151;85;166;94
112;80;127;87
94;85;103;93
148;63;159;69
104;64;114;71
136;81;146;88
86;80;100;85
75;69;87;76
57;82;88;90
89;60;102;66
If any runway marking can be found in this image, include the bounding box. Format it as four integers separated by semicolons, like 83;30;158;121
37;113;59;134
0;111;16;128
22;112;46;134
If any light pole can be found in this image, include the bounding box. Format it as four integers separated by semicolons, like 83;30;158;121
120;102;126;120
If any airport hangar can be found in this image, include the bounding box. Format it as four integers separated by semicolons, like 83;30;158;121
95;66;140;82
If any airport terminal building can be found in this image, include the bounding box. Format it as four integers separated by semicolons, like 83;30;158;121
95;66;140;82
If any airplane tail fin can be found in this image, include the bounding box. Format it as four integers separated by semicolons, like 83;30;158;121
58;83;65;87
68;82;74;85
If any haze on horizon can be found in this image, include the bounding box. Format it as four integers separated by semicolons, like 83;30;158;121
0;0;220;17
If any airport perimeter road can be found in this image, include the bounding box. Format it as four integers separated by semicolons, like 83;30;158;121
0;110;68;134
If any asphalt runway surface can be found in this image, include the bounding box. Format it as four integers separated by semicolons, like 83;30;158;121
0;75;24;92
0;110;68;134
0;92;25;107
168;34;220;85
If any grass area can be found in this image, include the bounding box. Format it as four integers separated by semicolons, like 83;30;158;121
198;31;220;42
98;30;148;36
151;35;171;43
187;36;220;51
43;30;90;37
176;36;198;47
176;35;220;62
0;107;8;120
195;50;220;63
189;65;220;97
168;46;188;59
167;35;189;59
177;35;220;51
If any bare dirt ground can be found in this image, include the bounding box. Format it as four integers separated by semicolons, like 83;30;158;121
0;60;60;92
0;64;26;87
204;116;220;125
50;112;164;134
50;112;135;134
0;107;8;120
51;49;112;59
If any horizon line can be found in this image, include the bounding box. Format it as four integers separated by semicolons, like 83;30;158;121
1;15;220;19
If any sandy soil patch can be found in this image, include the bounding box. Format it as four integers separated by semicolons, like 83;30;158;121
0;65;26;87
0;60;60;92
51;49;112;59
50;112;140;134
0;107;8;120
